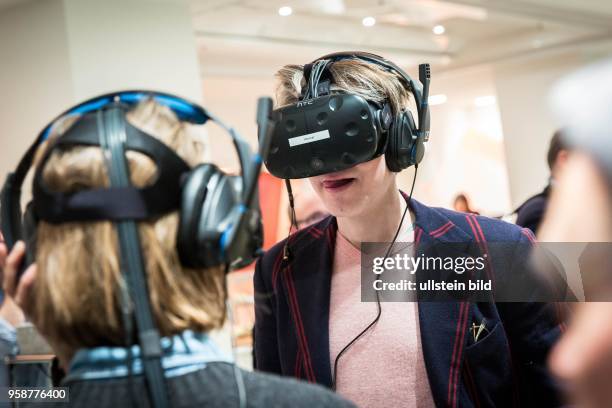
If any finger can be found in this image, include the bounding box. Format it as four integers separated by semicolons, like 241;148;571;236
15;264;37;314
3;241;25;297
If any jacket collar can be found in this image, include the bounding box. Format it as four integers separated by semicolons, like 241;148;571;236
293;195;474;250
408;194;472;244
408;200;475;407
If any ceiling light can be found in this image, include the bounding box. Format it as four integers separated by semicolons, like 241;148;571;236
428;94;447;106
362;16;376;27
433;25;446;35
278;6;292;16
474;95;496;107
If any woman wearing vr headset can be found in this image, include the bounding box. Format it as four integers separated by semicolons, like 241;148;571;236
0;96;354;407
254;52;566;407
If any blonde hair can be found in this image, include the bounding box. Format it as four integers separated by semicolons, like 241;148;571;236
31;100;226;354
275;58;411;114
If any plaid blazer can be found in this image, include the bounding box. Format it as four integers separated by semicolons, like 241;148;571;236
253;196;565;407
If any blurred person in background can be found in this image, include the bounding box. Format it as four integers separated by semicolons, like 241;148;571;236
539;58;612;408
0;98;354;408
515;130;570;234
452;193;479;214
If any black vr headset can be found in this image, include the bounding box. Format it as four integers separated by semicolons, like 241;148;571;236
0;90;274;408
265;51;431;179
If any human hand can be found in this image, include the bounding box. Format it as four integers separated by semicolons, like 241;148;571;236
0;241;37;321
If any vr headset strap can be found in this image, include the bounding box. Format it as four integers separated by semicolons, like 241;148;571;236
301;62;332;99
97;107;169;408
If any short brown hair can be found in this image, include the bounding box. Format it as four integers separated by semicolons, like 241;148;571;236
275;57;411;115
31;100;226;357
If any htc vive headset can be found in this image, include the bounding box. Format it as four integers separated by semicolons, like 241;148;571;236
265;51;431;179
0;91;267;277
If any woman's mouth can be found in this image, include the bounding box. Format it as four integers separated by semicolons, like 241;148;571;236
322;178;356;192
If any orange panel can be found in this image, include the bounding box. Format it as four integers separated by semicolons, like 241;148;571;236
258;172;282;250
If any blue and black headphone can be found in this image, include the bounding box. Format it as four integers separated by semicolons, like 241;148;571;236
1;90;266;272
0;90;273;408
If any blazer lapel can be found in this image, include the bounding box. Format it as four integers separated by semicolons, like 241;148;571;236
410;198;475;408
282;216;336;387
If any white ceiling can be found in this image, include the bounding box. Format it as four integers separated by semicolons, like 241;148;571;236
191;0;612;77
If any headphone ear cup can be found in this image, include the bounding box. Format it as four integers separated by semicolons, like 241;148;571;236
384;116;400;172
177;164;219;268
405;109;426;166
385;110;417;172
413;136;426;165
178;163;247;269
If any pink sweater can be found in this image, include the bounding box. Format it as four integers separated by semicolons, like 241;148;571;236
329;224;435;408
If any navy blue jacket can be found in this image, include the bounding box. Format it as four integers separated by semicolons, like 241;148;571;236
515;185;551;235
254;197;565;407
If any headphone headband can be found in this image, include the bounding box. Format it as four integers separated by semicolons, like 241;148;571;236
311;51;418;93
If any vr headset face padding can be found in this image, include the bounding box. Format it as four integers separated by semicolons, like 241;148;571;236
385;109;423;172
177;163;240;269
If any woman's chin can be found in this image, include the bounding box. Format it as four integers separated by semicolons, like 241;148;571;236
322;200;362;219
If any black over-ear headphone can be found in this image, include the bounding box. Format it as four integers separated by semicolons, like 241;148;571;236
303;51;431;171
0;91;274;408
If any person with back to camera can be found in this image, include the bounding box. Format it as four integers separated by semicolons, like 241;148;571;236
253;51;567;407
0;91;354;407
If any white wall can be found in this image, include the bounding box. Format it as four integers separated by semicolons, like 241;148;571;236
63;0;202;103
201;76;275;173
0;0;205;182
494;53;582;208
0;0;74;178
399;65;512;216
494;46;612;208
